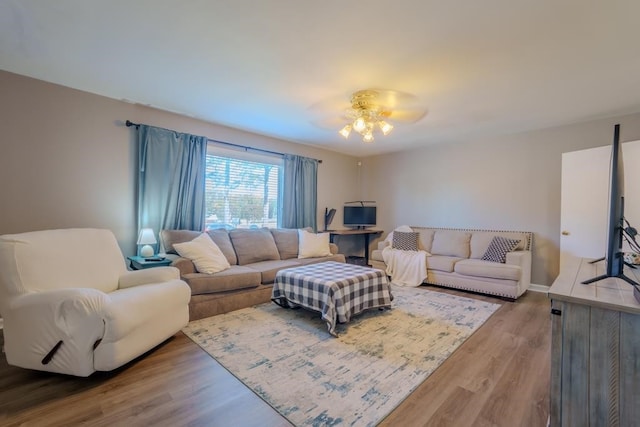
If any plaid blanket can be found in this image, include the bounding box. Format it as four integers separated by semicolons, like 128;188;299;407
272;261;393;336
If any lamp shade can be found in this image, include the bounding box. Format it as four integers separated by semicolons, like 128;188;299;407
137;228;157;257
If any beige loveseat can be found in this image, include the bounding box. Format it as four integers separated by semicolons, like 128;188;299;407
160;228;346;320
369;226;533;300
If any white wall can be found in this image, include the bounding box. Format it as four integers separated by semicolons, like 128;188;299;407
361;112;640;286
5;70;640;287
0;71;361;255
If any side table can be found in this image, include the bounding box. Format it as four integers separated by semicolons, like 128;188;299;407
127;255;172;270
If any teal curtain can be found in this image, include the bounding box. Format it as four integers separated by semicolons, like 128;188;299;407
137;125;207;236
282;154;318;231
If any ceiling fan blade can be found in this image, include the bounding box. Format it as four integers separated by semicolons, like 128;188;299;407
309;88;419;113
387;108;428;123
365;88;418;109
309;88;427;131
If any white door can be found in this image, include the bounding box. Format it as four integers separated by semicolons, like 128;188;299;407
560;140;640;267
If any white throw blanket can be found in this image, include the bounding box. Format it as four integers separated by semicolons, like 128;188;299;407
382;246;429;287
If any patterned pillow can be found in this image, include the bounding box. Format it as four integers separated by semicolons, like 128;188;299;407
481;236;521;263
392;231;419;251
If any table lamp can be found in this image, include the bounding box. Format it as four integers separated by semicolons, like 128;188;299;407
137;228;157;257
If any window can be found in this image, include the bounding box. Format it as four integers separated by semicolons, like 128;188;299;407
205;145;282;230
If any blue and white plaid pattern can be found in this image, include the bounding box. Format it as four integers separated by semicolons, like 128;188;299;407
272;261;393;336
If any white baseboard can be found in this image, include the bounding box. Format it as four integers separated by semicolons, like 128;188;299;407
528;283;550;294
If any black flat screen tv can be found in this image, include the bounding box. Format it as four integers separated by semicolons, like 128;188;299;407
582;124;640;294
343;206;376;229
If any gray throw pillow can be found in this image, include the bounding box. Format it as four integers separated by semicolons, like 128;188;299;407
481;236;521;263
392;231;419;251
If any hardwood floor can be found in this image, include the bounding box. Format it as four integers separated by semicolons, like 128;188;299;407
0;288;551;427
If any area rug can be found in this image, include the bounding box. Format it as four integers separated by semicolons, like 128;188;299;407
183;286;501;426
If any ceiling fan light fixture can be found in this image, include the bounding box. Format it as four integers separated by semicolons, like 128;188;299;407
378;120;393;135
353;117;367;133
328;88;424;143
339;124;352;139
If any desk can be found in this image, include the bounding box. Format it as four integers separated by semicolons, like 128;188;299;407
548;256;640;426
328;229;382;265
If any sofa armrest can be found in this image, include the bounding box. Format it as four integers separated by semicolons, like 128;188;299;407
170;256;197;276
378;240;391;250
118;267;181;289
505;250;532;295
329;243;339;255
4;288;108;376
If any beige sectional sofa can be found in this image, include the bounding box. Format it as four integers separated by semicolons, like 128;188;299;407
160;228;345;320
369;226;533;299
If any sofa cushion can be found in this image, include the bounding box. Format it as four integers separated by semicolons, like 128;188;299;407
481;236;522;263
270;228;299;260
245;259;301;283
173;233;231;274
182;265;261;296
470;231;527;259
416;229;435;252
160;229;201;254
454;259;521;281
298;230;332;258
431;231;471;258
206;229;238;265
229;228;281;265
426;255;463;273
392;231;419;251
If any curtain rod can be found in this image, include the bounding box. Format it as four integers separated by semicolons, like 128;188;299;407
125;120;322;163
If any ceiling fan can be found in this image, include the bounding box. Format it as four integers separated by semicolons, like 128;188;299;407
311;88;427;143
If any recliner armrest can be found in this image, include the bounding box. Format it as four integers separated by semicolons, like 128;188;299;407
118;266;181;289
4;288;108;376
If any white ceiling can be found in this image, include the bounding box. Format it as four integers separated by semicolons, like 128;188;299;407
2;1;640;157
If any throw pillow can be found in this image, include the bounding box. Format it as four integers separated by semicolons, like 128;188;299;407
173;233;231;274
392;231;419;251
481;236;521;263
298;229;332;258
384;225;413;244
160;229;201;254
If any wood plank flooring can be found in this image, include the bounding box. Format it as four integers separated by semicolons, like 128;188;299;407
0;287;551;427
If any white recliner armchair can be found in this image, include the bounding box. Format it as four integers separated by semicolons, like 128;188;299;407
0;228;191;376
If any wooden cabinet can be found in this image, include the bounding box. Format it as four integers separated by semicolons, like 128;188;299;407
548;257;640;426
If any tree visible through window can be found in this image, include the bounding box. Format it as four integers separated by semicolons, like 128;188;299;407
204;153;281;230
